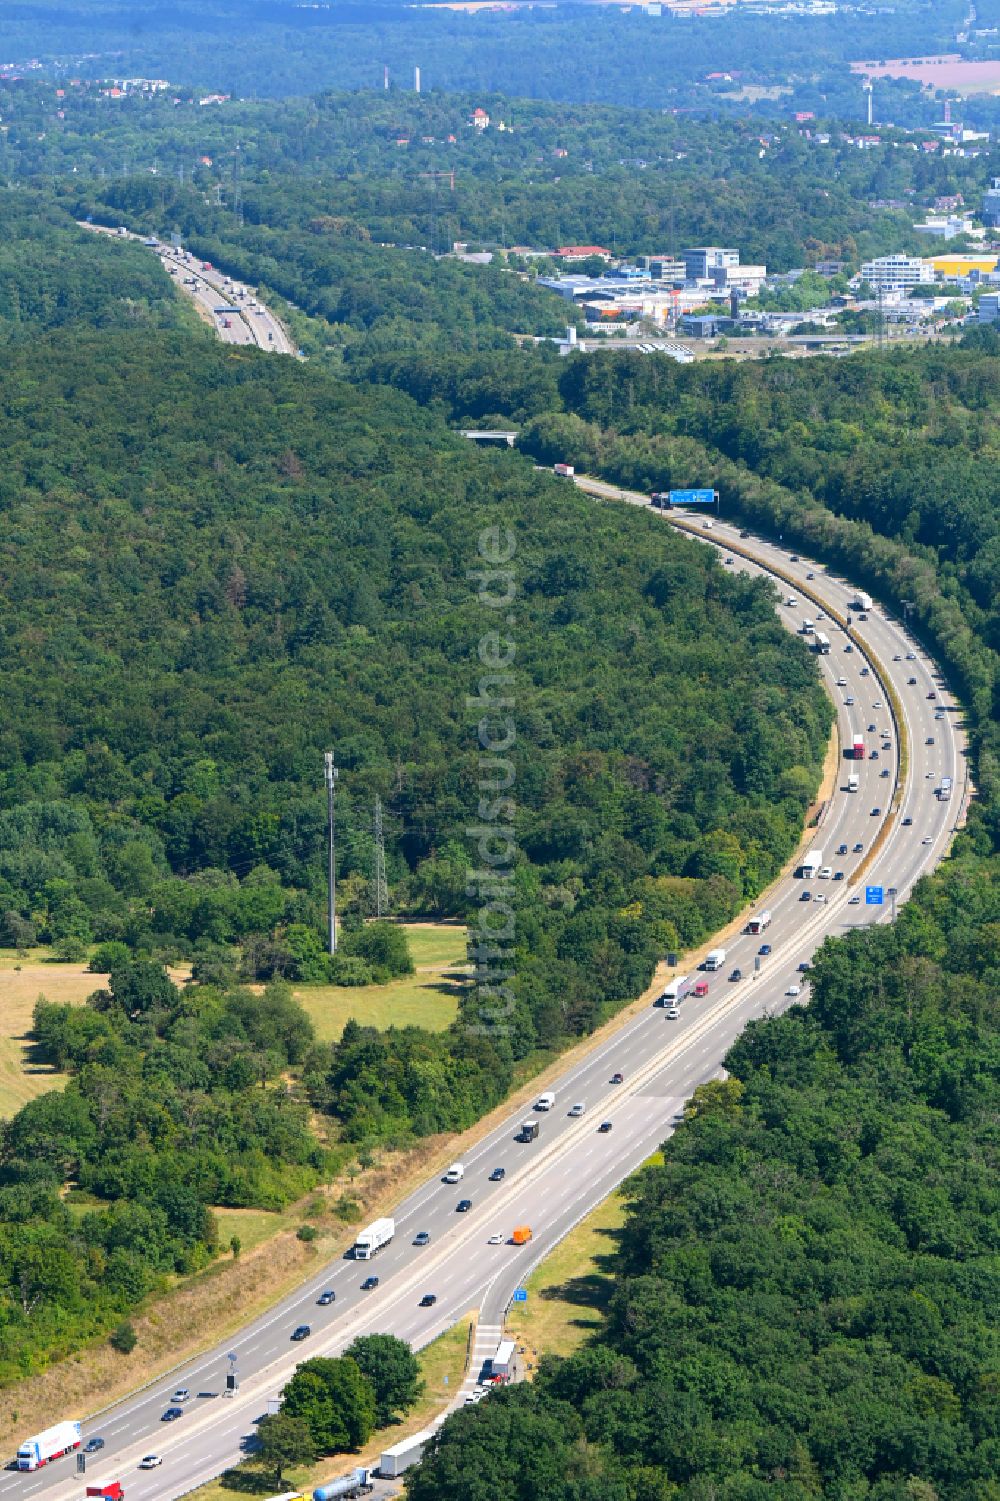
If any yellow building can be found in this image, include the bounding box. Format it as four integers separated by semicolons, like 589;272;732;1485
929;254;999;278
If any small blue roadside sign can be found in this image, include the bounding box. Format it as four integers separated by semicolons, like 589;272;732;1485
865;885;884;905
669;487;716;506
512;1289;528;1303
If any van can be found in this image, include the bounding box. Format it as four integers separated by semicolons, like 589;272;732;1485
511;1226;532;1245
443;1163;464;1183
535;1092;555;1111
818;866;832;879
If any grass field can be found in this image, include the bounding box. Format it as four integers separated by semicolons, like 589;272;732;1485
190;1314;473;1501
295;922;468;1044
0;956;99;1117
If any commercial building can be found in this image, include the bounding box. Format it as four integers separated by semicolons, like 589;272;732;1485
979;292;1000;324
929;253;999;279
983;178;1000;229
683;246;739;280
859;254;935;291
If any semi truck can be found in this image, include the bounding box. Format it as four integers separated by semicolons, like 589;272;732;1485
851;734;865;761
352;1218;394;1260
799;849;823;878
703;948;726;971
813;631;831;655
650;492;671;509
313;1469;373;1501
86;1486;124;1501
746;910;772;935
658;974;691;1006
377;1429;434;1479
854;592;873;611
16;1421;81;1470
938;777;953;802
553;463;575;478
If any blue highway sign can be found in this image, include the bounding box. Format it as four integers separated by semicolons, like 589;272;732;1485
865;886;884;906
512;1289;528;1303
669;488;716;506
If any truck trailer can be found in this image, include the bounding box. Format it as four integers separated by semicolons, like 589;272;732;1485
703;948;726;971
851;734;865;761
658;974;690;1005
813;632;831;655
352;1218;394;1260
313;1468;373;1501
377;1429;434;1479
746;911;771;935
854;592;873;612
799;849;823;879
553;463;575;478
16;1421;81;1471
489;1339;517;1380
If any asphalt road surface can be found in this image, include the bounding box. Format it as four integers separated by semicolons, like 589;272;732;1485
5;485;967;1501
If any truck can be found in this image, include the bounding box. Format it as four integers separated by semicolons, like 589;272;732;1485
352;1218;394;1260
703;948;726;971
650;492;671;509
16;1421;81;1470
851;734;865;761
519;1119;539;1142
938;776;952;802
86;1486;124;1501
847;772;860;793
313;1469;373;1501
511;1226;532;1246
489;1339;517;1379
813;631;831;655
552;463;575;478
799;849;823;879
746;910;772;936
377;1429;434;1479
801;618;815;635
658;974;690;1006
854;592;873;612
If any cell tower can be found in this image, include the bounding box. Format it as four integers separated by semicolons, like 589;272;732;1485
414;66;421;94
373;796;389;918
865;79;874;127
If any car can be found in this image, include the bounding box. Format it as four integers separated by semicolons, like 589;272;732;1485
834;871;845;881
837;843;848;856
861;667;871;678
893;653;901;662
806;570;815;579
83;1438;105;1454
729;968;742;981
845;644;854;653
161;1408;184;1423
725;556;734;565
790;554;800;562
290;1325;311;1342
881;768;890;778
489;1167;506;1182
785;984;802;997
568;1102;586;1117
317;1290;336;1306
799;890;812;902
902;816;913;826
598;1121;613;1133
836;676;847;687
906;652;916;660
420;1293;438;1307
361;1276;380;1291
414;1231;431;1246
139;1457;162;1470
853;842;863;853
849;895;861;905
798;962;812;973
873;700;883;709
927;691;937;700
868;723;876;732
818;866;832;879
935;710;945;720
858;612;868;622
922;837;932;845
871;806;881;816
758;943;772;955
814;892;827;904
926;736;935;746
845;695;855;706
611;1071;624;1085
488;1232;505;1245
739;529;750;538
171;1389;191;1403
665;1005;680;1019
870;750;879;760
457;1199;472;1212
908;676;917;685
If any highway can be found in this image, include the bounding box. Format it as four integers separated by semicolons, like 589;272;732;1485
5;488;967;1501
78;224;295;355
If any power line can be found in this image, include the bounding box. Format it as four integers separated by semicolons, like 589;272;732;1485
373;795;389;918
324;751;338;953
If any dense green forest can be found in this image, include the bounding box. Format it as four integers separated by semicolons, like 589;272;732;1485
0;327;830;1378
0;0;971;118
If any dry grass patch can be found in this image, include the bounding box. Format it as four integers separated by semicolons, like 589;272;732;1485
509;1191;629;1363
0;958;101;1117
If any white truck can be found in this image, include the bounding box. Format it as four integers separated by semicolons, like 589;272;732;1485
16;1421;81;1471
703;948;726;971
854;591;873;612
352;1217;394;1260
378;1428;434;1478
489;1339;517;1381
799;848;823;878
553;463;575;478
658;974;690;1005
746;910;771;936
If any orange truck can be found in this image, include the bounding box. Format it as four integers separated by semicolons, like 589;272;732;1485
511;1226;532;1245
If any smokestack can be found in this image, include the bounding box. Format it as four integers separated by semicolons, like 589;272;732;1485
383;65;389;90
867;82;873;126
414;66;421;93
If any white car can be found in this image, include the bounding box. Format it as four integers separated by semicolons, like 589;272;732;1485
487;1233;504;1245
171;1389;190;1404
139;1457;162;1470
836;677;847;687
568;1102;586;1117
845;696;855;706
873;700;883;709
665;1005;680;1019
849;895;861;905
813;892;827;904
785;984;802;997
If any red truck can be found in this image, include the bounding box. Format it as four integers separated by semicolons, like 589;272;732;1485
87;1484;124;1501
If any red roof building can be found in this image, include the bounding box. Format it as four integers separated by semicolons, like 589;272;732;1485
556;245;611;261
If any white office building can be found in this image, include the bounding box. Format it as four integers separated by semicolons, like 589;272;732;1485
859;255;936;291
979;292;1000;324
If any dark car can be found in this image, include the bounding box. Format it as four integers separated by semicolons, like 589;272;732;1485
729;968;742;982
926;736;935;746
869;750;879;760
800;890;812;902
739;529;750;538
871;806;881;816
419;1293;438;1307
902;816;913;826
290;1325;311;1341
798;962;812;973
361;1276;380;1291
611;1071;624;1085
414;1231;431;1247
317;1290;336;1306
457;1199;472;1213
488;1168;505;1183
162;1408;184;1422
868;723;876;732
758;943;771;955
881;767;890;777
927;691;937;700
837;843;848;855
908;676;917;685
83;1439;105;1455
833;871;845;881
790;554;800;562
853;842;863;853
598;1121;613;1133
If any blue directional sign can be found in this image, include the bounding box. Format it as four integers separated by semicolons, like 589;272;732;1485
512;1289;528;1303
669;488;716;506
865;885;884;906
